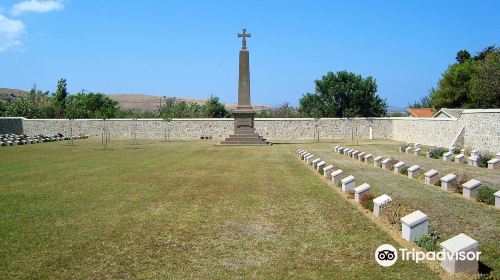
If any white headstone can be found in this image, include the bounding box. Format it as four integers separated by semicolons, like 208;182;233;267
354;183;371;203
381;158;393;170
455;153;465;164
316;161;326;171
311;158;321;166
331;169;344;184
401;210;428;242
393;161;405;174
496;152;500;160
462;179;481;200
440;174;457;190
357;152;365;161
487;158;499;169
369;127;373;140
440;233;479;274
341;175;356;192
373;194;392;217
443;151;453;161
373;156;383;167
323;165;334;177
407;165;420;179
424;169;439;185
468;156;478;167
405;147;412;153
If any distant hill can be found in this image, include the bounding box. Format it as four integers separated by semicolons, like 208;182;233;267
107;93;271;112
0;88;27;102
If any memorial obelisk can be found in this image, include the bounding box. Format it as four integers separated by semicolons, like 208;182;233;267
220;28;269;145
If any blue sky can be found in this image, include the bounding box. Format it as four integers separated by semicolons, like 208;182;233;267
1;0;499;107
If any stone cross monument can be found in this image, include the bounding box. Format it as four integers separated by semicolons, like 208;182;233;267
220;28;269;145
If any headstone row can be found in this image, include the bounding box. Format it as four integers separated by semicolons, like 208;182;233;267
401;143;500;170
301;146;482;275
0;133;90;147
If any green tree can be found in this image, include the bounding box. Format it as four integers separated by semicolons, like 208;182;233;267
456;50;471;64
159;99;203;119
428;60;478;109
53;78;69;118
470;51;500;108
299;71;387;118
202;95;229;118
66;92;119;119
255;102;301;118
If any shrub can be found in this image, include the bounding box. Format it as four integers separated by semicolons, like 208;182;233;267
429;147;447;159
450;155;455;162
399;143;410;152
360;194;375;211
477;186;495;205
401;166;409;176
415;232;441;252
383;202;415;230
477;154;492;168
453;148;461;154
454;174;470;194
365;200;374;212
347;191;355;199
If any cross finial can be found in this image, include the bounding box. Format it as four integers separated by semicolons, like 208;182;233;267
237;28;251;49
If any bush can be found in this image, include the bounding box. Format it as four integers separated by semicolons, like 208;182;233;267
453;148;461;154
401;166;409;176
477;154;492;168
360;194;375;211
383;202;415;230
454;174;470;194
477;186;495;205
415;232;441;252
399;143;410;152
429;147;448;159
347;191;355;199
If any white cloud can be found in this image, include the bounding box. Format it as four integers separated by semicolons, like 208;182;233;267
11;0;63;16
0;14;25;52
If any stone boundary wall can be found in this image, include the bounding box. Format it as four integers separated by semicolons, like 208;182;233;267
461;109;500;153
1;109;499;153
391;118;463;148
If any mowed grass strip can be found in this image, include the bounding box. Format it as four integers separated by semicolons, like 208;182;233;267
0;140;438;279
302;141;500;278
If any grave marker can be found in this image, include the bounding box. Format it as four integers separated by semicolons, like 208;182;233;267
373;194;392;218
393;161;405;174
373;156;383;167
443;151;453;161
323;165;334;177
341;175;356;192
462;179;481;200
455;153;465;164
331;169;344;184
424;169;439;185
401;210;428;242
440;174;457;191
487;158;499;169
354;183;371;203
381;158;393;170
440;233;479;274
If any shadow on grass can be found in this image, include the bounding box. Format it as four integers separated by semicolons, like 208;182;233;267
478;261;493;275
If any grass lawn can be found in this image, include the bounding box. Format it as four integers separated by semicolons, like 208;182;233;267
0;139;440;279
302;139;500;278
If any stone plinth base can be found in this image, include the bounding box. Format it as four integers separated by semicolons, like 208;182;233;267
220;111;269;145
